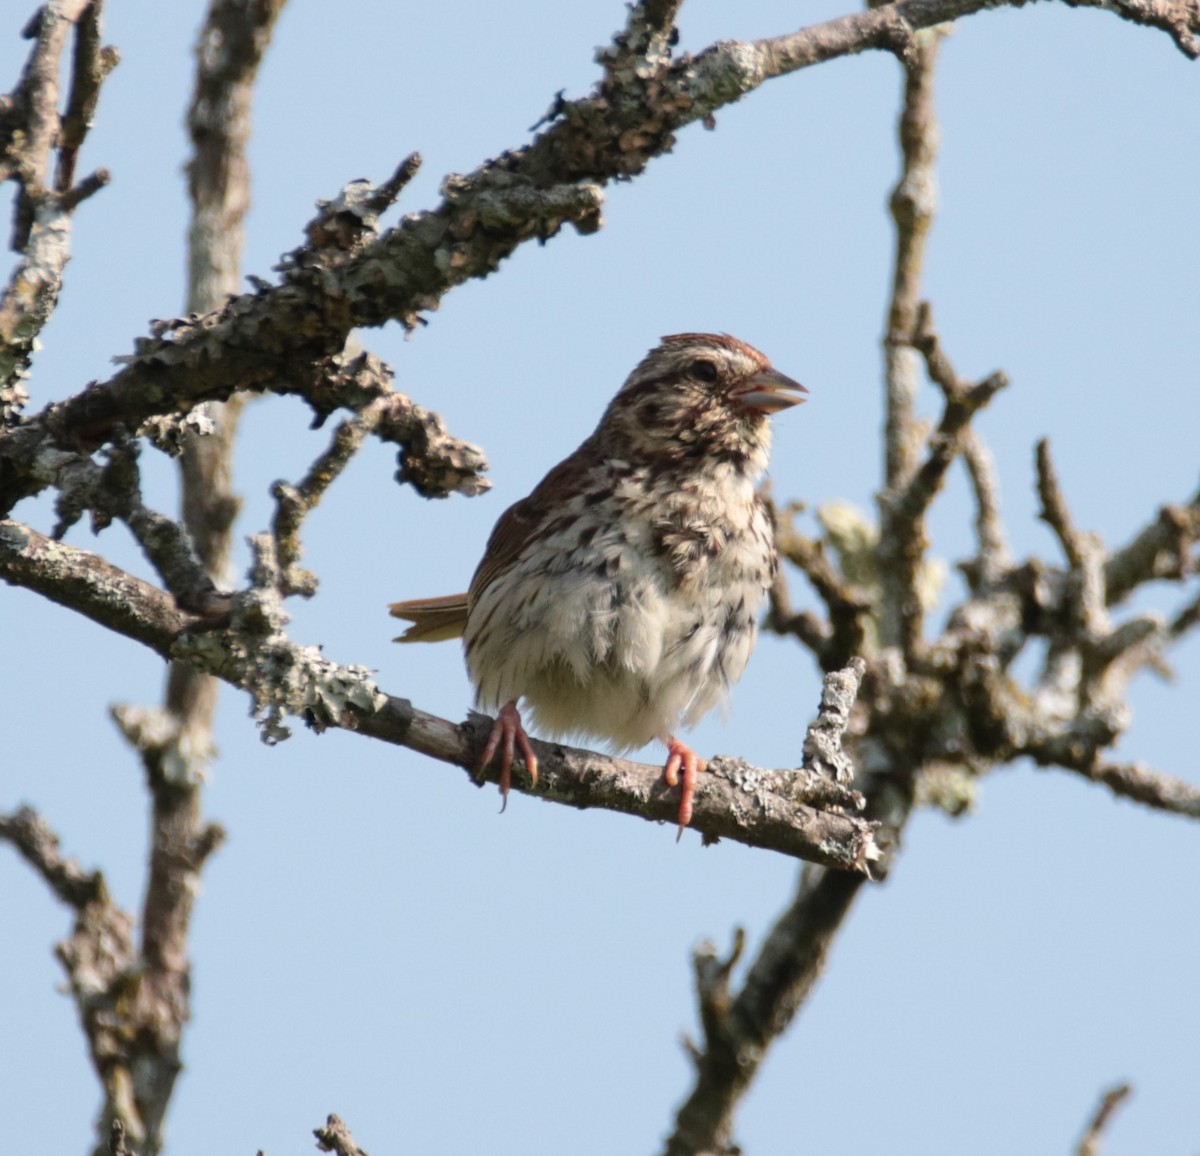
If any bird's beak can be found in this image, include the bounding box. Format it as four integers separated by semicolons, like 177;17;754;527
734;367;809;414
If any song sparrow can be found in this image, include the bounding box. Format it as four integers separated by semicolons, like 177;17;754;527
390;333;806;833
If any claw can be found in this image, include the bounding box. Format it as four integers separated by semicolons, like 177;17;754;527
479;700;539;811
664;736;705;840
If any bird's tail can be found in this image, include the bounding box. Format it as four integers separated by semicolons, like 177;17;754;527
388;594;470;642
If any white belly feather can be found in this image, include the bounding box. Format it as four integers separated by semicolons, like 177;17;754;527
465;459;772;750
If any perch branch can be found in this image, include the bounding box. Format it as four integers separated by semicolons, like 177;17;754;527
0;517;878;869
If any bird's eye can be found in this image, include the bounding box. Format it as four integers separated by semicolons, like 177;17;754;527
690;359;719;383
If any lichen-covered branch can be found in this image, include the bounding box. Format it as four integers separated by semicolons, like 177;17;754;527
1;0;116;411
0;517;193;648
269;355;489;598
34;437;221;612
5;0;1197;512
0;517;878;868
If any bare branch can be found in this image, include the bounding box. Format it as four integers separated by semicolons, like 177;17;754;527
881;33;945;495
1076;1082;1132;1156
753;0;1200;65
876;27;945;655
1050;759;1200;819
314;1114;369;1156
1036;438;1110;644
0;804;107;909
1;0;116;410
0;802;151;1156
883;301;1009;653
769;498;872;668
1169;587;1200;639
666;866;867;1156
959;429;1010;587
1036;437;1090;572
56;0;119;191
296;348;490;499
1105;488;1200;605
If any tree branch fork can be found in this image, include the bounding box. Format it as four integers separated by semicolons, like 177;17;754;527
769;298;1200;824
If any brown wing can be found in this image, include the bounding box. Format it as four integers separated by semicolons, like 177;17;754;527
389;593;469;642
467;441;598;605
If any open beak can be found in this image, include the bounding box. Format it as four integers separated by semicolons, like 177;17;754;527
734;366;809;414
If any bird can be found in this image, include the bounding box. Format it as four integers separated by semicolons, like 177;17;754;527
390;333;807;834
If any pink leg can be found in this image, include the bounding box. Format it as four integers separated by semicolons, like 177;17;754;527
479;700;539;811
663;736;706;839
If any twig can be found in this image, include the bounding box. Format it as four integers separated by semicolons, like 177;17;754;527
802;658;867;784
294;348;490;499
271;403;380;597
769;498;871;667
1035;437;1089;571
884;301;1008;653
1036;438;1108;639
1169;587;1200;639
314;1114;370;1156
1;0;115;412
0;804;106;909
55;0;119;192
0;803;152;1155
271;353;490;594
108;1119;134;1156
1058;759;1200;819
1104;488;1200;605
1076;1082;1132;1156
365;151;422;215
959;429;1009;586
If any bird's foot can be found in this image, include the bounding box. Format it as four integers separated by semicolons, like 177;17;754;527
479;700;539;811
663;736;706;840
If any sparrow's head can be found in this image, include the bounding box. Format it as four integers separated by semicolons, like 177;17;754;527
600;333;807;465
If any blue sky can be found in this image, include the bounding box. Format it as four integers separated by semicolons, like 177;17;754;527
3;2;1199;1153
